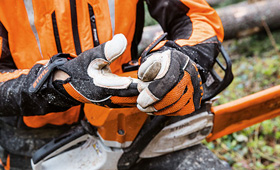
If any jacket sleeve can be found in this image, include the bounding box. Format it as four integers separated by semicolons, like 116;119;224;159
146;0;224;74
0;22;79;117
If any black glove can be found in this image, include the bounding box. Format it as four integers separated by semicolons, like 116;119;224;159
55;34;141;107
0;34;141;117
137;47;203;116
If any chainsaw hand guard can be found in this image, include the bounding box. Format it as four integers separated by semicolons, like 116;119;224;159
202;42;234;101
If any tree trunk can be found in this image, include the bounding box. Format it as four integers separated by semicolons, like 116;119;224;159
206;0;226;6
218;0;280;40
139;0;280;52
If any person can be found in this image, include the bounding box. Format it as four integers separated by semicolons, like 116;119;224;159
0;0;225;169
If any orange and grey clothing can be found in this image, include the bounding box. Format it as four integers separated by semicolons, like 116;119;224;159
0;0;223;156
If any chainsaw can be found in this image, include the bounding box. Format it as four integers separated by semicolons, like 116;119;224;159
30;43;280;170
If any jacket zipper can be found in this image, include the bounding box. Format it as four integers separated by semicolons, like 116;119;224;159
88;4;100;47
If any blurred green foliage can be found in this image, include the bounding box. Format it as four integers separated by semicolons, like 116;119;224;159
205;30;280;170
144;2;157;26
216;31;280;105
215;0;246;8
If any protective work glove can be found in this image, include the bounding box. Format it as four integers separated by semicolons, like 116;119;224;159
53;34;140;107
137;45;203;116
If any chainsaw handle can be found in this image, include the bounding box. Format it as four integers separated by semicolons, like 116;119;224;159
32;126;87;166
202;42;234;101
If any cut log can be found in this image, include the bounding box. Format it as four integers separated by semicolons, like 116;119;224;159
217;0;280;40
206;0;226;6
138;0;280;52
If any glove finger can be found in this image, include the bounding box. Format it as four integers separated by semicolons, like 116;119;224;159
138;50;171;82
157;63;204;116
59;34;127;79
136;86;193;115
153;75;194;116
86;34;137;92
138;69;202;116
153;71;189;111
63;82;98;103
68;34;127;72
137;103;157;113
87;33;127;77
137;56;182;108
88;67;146;95
110;96;138;106
63;81;139;106
137;72;188;113
104;34;127;63
105;82;139;96
186;61;204;110
87;33;127;64
166;101;196;116
91;71;134;89
87;33;126;67
104;78;149;96
107;80;141;107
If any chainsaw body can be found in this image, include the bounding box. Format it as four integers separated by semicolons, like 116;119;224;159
31;103;214;170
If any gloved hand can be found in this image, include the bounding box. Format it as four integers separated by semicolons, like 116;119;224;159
137;48;203;116
54;34;141;107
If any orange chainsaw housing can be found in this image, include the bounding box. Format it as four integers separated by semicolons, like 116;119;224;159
84;104;148;145
84;70;148;145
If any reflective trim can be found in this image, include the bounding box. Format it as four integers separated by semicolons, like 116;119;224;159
65;82;112;103
107;0;115;36
23;0;43;58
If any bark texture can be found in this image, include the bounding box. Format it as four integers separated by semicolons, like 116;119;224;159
218;0;280;40
206;0;226;6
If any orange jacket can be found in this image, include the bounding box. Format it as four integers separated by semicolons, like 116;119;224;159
0;0;223;128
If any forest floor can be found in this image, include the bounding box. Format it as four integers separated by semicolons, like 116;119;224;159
204;30;280;170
